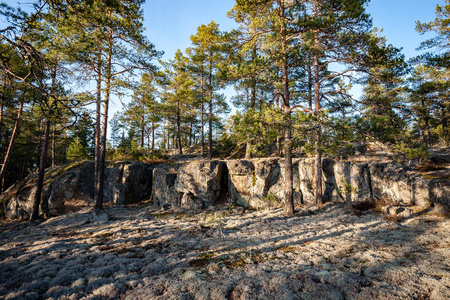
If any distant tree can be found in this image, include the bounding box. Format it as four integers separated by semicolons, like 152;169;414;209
359;31;409;145
416;0;450;69
415;0;450;144
161;50;195;155
189;21;228;159
409;65;450;146
66;137;88;161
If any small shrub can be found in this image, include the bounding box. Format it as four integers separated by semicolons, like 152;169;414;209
394;143;430;163
415;160;447;172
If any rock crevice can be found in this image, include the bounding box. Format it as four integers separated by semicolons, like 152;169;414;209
2;158;449;219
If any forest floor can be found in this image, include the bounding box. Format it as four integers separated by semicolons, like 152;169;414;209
0;202;449;300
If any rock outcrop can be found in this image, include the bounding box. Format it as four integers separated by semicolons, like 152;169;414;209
151;164;180;208
3;157;449;219
175;160;228;210
3;161;155;219
104;161;154;205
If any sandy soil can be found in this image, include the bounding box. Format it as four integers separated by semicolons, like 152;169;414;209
0;203;449;300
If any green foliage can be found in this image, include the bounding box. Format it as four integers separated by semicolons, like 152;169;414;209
261;192;278;209
408;65;450;146
394;143;431;163
108;147;168;162
229;105;285;157
66;138;89;162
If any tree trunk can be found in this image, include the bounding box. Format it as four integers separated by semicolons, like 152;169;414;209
279;0;294;217
313;52;323;205
177;100;183;155
51;125;56;168
94;47;102;209
245;141;252;159
251;44;257;108
207;62;213;160
141;119;145;148
0;99;24;192
189;121;193;146
200;72;205;156
30;119;50;220
151;122;155;150
0;97;3;150
35;119;43;168
95;34;112;210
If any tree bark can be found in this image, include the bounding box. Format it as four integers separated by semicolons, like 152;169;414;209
279;0;294;217
95;34;113;210
245;141;252;159
176;98;183;155
0;96;3;150
51;125;56;168
200;72;205;156
207;61;213;160
151;122;155;150
94;46;102;209
313;50;323;205
141;116;145;148
30;119;50;220
0;99;24;192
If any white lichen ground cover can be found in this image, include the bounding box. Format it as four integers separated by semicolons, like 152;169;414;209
0;203;448;300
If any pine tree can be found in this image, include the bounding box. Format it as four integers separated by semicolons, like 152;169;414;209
415;0;450;144
189;21;227;159
161;50;196;155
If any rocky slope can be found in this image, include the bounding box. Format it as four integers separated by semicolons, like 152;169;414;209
2;156;449;220
2;161;154;219
0;203;448;299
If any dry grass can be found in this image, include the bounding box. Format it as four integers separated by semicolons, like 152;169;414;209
415;159;447;172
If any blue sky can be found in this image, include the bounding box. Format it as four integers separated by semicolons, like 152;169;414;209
3;0;444;69
2;0;445;115
143;0;445;62
141;0;445;114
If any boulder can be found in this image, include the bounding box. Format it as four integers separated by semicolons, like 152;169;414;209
429;179;450;211
104;161;154;205
226;160;255;207
4;161;155;220
5;161;95;219
227;158;303;209
266;158;303;207
151;168;178;208
369;163;414;205
298;159;316;204
410;174;432;207
4;156;448;219
298;158;335;204
333;161;352;202
175;160;227;209
251;158;283;208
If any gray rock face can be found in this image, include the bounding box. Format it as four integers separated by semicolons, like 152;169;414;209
369;163;414;205
227;159;289;209
4;157;449;219
226;160;255;207
3;161;155;220
297;158;336;204
151;168;178;208
175;160;227;209
104;162;154;205
429;179;450;211
5;161;95;219
368;163;449;210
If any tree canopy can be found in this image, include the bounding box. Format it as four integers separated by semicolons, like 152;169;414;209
0;0;448;217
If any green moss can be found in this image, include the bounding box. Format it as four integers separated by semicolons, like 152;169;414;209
154;212;172;219
276;246;298;253
423;174;450;180
252;171;256;186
